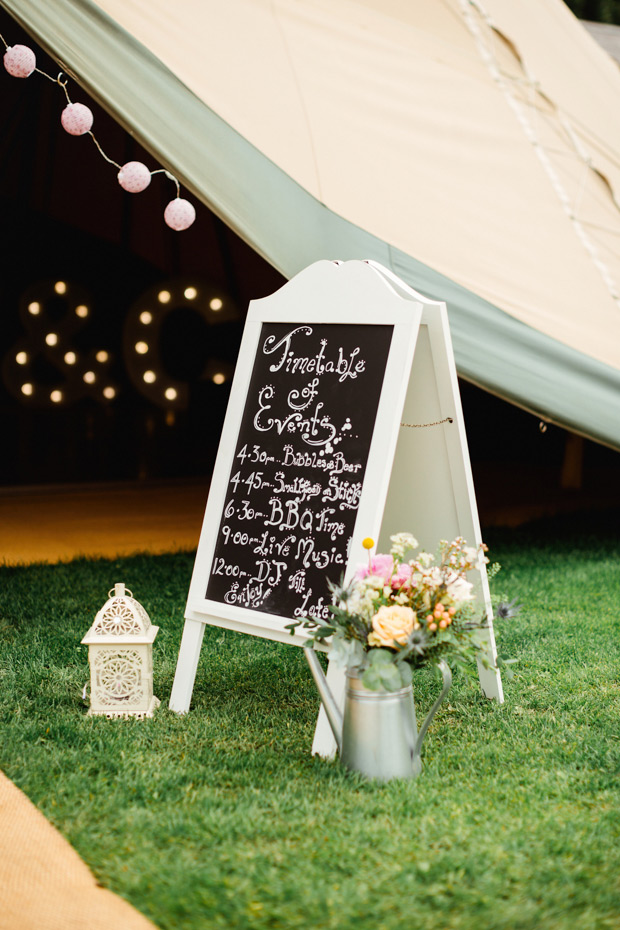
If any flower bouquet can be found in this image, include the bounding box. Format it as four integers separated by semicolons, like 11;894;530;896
289;532;503;692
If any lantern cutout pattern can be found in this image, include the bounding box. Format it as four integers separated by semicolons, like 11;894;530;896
81;583;159;718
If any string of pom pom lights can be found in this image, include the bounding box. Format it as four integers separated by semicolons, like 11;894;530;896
1;33;196;231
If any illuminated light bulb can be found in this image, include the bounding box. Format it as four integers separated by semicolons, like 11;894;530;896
75;305;89;318
83;371;96;384
143;370;156;384
139;311;153;325
45;333;58;347
164;387;178;401
96;350;109;363
184;287;197;300
103;386;116;400
158;290;171;304
15;351;28;365
28;302;40;315
54;281;67;295
50;390;63;403
64;351;77;365
21;383;33;396
135;341;149;355
212;372;226;385
209;298;223;311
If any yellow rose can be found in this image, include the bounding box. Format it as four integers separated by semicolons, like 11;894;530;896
367;604;417;648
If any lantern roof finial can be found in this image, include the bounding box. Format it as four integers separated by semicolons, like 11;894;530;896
81;582;158;645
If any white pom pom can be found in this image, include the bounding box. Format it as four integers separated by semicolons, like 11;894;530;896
4;45;36;78
118;162;152;193
61;103;94;136
164;198;196;231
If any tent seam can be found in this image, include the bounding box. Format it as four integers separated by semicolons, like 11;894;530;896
270;0;324;203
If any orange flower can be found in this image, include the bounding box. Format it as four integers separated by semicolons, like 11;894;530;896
368;605;416;648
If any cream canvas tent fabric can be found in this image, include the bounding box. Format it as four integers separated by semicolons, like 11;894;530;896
2;0;619;447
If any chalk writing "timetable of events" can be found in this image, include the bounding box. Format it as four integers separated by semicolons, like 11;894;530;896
205;321;394;621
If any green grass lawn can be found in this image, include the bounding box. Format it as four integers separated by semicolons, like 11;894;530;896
1;515;620;930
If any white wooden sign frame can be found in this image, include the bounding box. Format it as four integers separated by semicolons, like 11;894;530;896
169;260;503;757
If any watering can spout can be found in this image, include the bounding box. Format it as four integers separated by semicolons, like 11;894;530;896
303;645;343;751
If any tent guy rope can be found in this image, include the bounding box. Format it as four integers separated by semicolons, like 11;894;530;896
460;0;620;310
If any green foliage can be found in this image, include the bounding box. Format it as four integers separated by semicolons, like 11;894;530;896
1;523;620;930
564;0;620;26
290;535;495;690
362;647;404;691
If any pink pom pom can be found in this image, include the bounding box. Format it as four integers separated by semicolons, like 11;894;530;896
4;45;36;78
61;103;94;136
118;161;151;193
164;198;196;231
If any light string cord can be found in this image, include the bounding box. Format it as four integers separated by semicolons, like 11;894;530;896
152;169;181;199
400;417;453;428
51;70;122;169
54;70;175;185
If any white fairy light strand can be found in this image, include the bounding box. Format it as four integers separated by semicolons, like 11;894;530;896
0;32;195;231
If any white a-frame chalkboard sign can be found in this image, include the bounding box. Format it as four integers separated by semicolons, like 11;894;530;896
169;260;503;755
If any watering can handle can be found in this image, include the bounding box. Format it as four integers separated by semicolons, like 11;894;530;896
413;659;452;758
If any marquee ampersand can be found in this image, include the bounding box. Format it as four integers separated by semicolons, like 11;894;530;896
1;279;116;406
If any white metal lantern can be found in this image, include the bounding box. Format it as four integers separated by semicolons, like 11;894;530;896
81;583;160;717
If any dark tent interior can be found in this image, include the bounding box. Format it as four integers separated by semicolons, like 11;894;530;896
1;8;619;533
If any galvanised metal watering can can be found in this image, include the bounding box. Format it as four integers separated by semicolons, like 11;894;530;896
304;647;452;782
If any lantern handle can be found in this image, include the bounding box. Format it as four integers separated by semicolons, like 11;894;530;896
108;584;133;599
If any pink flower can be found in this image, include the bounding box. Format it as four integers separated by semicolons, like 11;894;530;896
391;562;413;589
356;555;412;589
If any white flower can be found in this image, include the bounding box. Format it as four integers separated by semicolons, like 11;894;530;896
364;574;388;593
390;532;419;559
422;567;443;588
445;571;474;604
347;583;380;619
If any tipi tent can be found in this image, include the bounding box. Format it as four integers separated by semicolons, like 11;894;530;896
2;0;620;450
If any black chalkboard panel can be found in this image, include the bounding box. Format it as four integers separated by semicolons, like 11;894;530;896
205;321;393;620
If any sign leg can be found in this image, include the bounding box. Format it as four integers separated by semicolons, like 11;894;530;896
169;618;206;713
476;654;504;702
474;618;504;702
311;660;346;759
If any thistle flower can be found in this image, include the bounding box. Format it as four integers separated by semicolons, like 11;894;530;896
408;626;429;656
495;597;522;620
